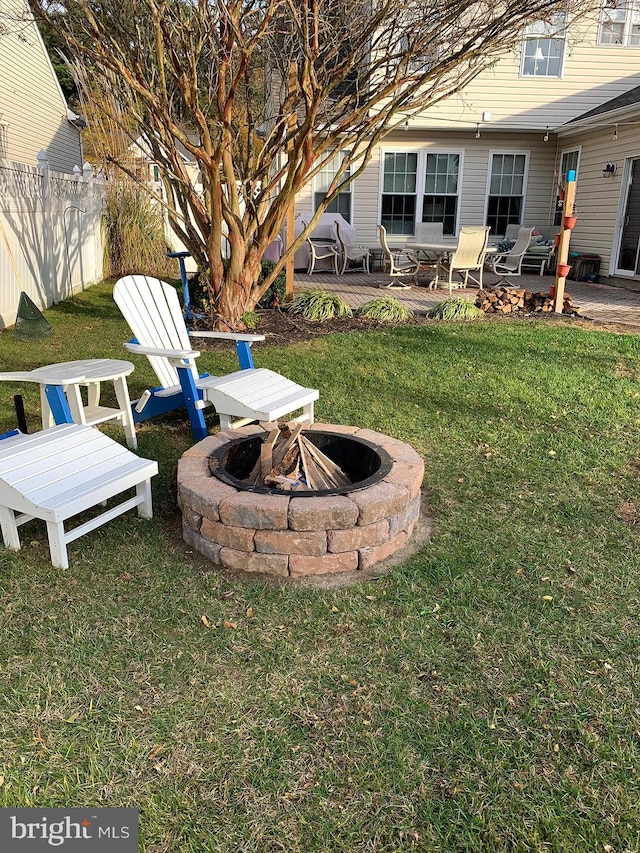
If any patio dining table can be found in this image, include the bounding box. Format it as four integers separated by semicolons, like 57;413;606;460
407;241;497;288
408;241;498;258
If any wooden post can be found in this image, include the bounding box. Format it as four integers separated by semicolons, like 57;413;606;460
553;170;577;314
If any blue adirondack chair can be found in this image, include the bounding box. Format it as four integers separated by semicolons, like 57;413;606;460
113;275;319;442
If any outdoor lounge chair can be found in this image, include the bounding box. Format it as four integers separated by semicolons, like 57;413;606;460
0;423;157;569
113;275;319;442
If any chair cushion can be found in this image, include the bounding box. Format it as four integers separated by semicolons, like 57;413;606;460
525;245;551;255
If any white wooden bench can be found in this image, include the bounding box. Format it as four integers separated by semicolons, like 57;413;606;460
0;424;158;569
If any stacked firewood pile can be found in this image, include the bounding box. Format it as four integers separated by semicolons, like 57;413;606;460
476;286;582;316
243;424;350;492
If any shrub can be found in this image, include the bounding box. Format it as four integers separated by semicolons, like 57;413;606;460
102;181;173;279
288;289;353;321
257;260;286;308
240;311;260;330
427;296;484;321
357;296;414;323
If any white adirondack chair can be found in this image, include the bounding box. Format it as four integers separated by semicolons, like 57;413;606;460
0;424;158;569
113;275;319;441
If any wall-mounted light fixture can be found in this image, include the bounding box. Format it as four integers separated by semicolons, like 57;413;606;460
613;124;618;140
543;126;550;142
602;161;617;177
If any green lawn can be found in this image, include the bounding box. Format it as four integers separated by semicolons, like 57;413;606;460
1;281;640;852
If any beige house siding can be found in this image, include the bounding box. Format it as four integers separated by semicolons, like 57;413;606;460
413;15;640;132
343;131;559;246
0;0;82;173
555;121;640;278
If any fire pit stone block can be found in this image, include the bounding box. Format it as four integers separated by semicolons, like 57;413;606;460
219;492;290;529
290;551;359;576
254;529;328;556
288;495;359;531
327;519;389;552
349;480;412;526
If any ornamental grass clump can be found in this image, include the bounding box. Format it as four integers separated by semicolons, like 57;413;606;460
427;296;484;321
289;289;353;321
356;296;414;323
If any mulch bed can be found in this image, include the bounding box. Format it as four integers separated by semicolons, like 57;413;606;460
191;305;639;347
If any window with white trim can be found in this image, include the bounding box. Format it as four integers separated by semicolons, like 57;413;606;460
381;152;418;234
598;0;640;45
486;153;527;235
554;149;580;226
422;153;459;236
313;152;352;223
521;16;566;77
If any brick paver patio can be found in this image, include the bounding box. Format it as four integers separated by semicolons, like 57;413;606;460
294;270;640;330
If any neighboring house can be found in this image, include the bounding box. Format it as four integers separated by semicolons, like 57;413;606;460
0;0;83;172
295;4;640;285
0;0;103;328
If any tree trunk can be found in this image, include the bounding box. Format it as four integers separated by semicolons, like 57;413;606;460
209;252;263;330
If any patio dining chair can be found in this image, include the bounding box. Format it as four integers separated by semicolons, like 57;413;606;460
336;221;370;274
306;237;340;274
409;222;445;273
489;226;534;287
377;225;420;289
433;226;490;294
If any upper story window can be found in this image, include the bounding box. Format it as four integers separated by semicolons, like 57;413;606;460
521;16;566;77
598;0;640;45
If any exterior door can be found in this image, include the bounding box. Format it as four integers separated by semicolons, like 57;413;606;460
615;157;640;276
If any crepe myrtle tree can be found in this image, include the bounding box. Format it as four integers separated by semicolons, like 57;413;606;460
33;0;590;330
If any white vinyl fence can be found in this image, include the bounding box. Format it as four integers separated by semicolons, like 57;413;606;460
0;151;105;330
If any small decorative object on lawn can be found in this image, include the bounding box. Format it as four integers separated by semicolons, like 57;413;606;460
289;288;353;321
13;292;54;340
357;296;414;323
427;296;484;321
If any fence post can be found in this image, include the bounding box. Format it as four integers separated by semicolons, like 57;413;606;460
37;149;58;303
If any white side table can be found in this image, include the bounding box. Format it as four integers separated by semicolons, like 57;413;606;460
36;359;138;450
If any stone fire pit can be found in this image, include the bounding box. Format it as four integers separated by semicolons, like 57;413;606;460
177;422;424;578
